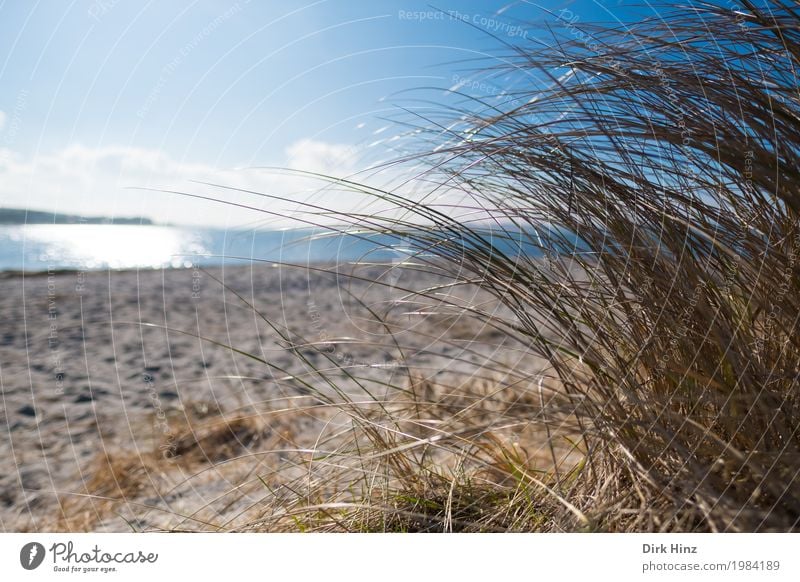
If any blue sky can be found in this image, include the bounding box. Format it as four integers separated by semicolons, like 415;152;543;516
0;0;636;227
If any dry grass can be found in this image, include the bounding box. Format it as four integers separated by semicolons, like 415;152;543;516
239;0;800;532
57;0;800;532
53;398;321;531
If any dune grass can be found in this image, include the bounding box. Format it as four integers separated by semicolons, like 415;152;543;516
220;0;798;532
65;0;800;532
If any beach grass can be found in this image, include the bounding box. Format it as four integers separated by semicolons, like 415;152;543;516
61;0;800;532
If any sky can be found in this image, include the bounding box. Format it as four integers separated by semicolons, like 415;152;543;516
0;0;637;227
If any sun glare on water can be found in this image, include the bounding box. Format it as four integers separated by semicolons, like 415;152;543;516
19;224;208;270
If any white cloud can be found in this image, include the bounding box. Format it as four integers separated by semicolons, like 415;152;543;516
285;139;359;175
0;138;476;228
0;140;406;227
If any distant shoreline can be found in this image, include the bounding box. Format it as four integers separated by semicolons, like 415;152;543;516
0;207;154;225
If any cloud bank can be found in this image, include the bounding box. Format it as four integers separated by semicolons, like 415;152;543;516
0;139;398;228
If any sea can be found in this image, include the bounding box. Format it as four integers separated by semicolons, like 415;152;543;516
0;221;564;272
0;224;422;272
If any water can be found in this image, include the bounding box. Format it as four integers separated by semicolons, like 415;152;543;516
0;224;553;272
0;224;400;272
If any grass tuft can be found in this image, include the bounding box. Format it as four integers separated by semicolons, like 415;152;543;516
257;0;800;532
61;0;800;532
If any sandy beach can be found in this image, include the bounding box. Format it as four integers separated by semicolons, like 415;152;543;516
0;263;535;531
1;0;798;559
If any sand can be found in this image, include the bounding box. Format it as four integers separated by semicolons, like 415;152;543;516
0;263;530;531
